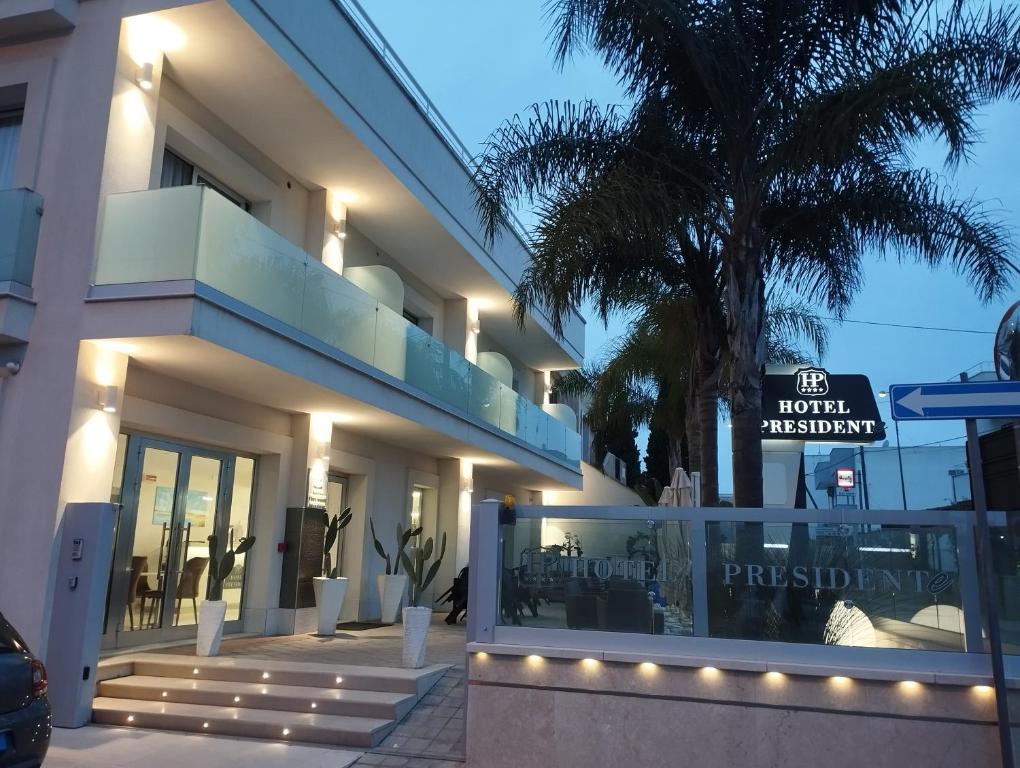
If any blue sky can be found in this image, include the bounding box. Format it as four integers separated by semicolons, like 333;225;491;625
365;0;1020;494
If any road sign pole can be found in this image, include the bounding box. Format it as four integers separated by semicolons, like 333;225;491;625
963;375;1014;768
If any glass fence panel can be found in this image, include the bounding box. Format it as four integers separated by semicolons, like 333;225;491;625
95;187;202;284
499;517;693;635
991;523;1020;654
0;188;42;286
301;259;378;364
566;428;582;464
372;303;412;380
404;323;445;400
440;346;473;413
497;383;519;437
545;414;567;462
469;366;502;429
525;402;547;453
197;191;307;329
706;521;964;650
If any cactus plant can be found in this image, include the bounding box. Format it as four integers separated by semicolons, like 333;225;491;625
206;533;256;601
369;518;420;575
400;532;447;607
322;506;353;578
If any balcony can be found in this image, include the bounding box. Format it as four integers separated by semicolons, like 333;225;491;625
92;186;581;467
0;0;77;43
0;188;42;344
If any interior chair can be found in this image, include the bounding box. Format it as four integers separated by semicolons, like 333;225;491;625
174;557;209;625
126;556;147;630
564;578;602;630
137;561;164;629
607;583;654;633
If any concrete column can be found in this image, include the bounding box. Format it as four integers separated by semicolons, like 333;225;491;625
437;457;473;592
443;298;479;364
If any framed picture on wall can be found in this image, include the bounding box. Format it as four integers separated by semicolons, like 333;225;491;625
152;486;174;524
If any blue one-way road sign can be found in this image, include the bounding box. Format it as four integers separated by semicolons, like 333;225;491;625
889;380;1020;421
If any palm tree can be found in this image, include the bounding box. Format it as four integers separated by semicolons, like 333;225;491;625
478;1;1019;506
559;290;827;503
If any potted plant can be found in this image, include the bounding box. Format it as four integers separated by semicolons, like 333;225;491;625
400;532;447;668
312;506;353;636
370;518;419;624
199;532;255;657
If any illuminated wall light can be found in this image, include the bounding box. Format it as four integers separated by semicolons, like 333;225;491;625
638;662;658;674
830;676;851;686
765;671;785;684
899;680;921;692
136;61;154;91
98;385;119;413
526;654;544;665
469;318;481;335
700;666;720;677
462;477;474;495
973;685;994;695
475;651;489;660
581;658;600;670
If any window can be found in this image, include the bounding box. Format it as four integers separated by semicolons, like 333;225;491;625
402;308;420;326
159;148;251;211
0;108;23;189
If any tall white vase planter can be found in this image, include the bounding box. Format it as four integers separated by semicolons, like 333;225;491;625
196;600;227;657
378;574;407;624
402;606;431;668
312;576;349;636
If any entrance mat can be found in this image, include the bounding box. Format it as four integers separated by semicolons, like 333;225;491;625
336;621;393;631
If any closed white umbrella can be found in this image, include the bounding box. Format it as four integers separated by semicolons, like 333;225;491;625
658;467;694;507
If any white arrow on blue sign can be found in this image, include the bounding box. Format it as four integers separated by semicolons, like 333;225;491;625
889;380;1020;421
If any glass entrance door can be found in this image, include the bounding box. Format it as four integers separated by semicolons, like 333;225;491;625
103;436;250;649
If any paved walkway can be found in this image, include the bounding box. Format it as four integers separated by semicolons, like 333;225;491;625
46;725;362;768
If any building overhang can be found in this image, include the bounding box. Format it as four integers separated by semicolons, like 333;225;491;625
82;288;583;491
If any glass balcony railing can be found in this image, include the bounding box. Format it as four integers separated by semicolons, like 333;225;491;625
93;186;581;467
0;188;43;292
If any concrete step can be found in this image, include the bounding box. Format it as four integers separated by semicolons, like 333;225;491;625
92;696;396;748
97;675;417;720
115;653;447;696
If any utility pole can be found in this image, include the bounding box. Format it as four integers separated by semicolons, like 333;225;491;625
857;446;871;510
962;371;1014;768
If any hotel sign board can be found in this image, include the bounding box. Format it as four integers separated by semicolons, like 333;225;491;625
762;367;886;442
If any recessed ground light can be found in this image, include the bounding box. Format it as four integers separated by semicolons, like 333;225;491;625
310;702;317;709
261;688;268;695
335;676;342;684
202;722;209;729
282;728;290;737
262;672;270;680
126;715;135;723
233;696;241;703
161;691;167;697
192;668;199;675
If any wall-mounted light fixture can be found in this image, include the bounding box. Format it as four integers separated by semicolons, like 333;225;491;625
469;318;481;335
333;216;348;241
136;62;155;91
462;477;474;494
98;385;119;414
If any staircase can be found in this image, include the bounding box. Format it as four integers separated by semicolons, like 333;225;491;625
92;653;449;748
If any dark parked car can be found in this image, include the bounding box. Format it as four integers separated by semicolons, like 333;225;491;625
0;612;50;768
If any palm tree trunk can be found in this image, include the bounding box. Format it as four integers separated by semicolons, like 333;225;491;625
697;379;719;507
685;362;702;478
725;221;767;510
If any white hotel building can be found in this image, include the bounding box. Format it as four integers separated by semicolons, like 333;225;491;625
0;0;639;657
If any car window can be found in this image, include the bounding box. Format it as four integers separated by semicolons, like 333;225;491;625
0;612;27;653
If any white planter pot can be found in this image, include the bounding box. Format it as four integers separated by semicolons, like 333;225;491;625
312;576;349;636
377;574;408;624
402;606;432;669
196;600;227;657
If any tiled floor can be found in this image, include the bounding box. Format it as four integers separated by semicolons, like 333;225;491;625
162;616;467;669
355;665;466;766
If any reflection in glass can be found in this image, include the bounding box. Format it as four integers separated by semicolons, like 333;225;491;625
707;522;963;650
167;456;220;628
224;457;255;621
498;518;693;635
